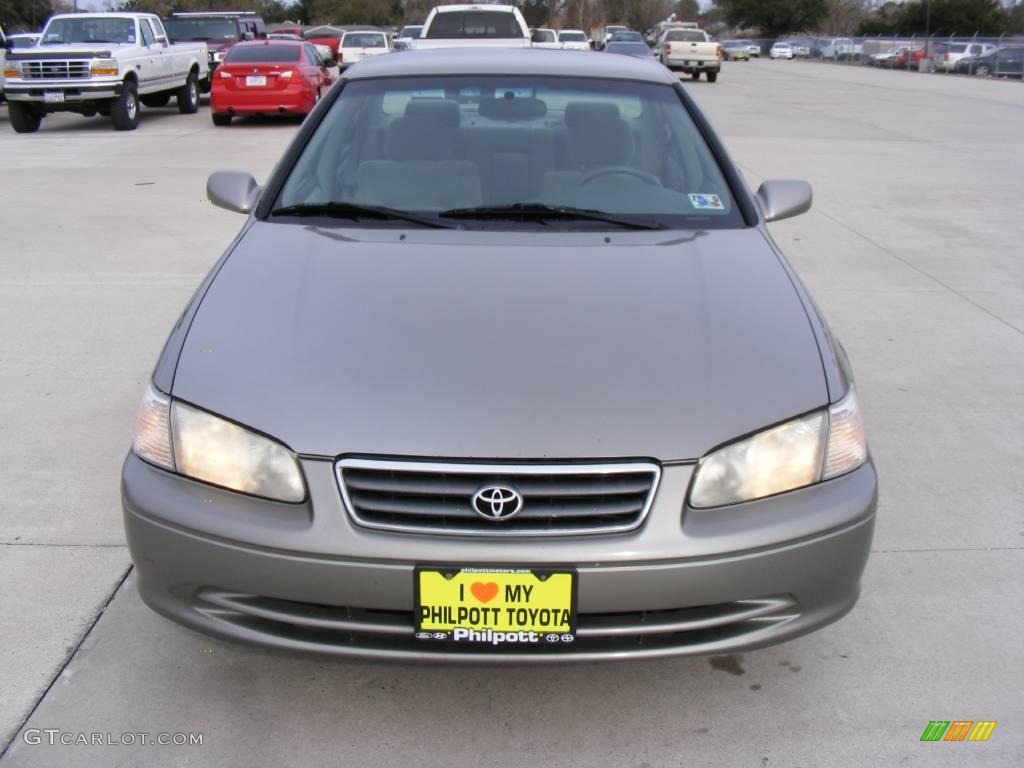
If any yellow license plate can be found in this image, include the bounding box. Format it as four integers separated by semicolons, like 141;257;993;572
416;566;576;646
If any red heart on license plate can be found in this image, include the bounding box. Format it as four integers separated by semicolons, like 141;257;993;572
471;582;499;603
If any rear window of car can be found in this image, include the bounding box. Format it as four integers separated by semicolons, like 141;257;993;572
343;33;386;47
534;30;556;43
304;28;342;39
666;31;705;42
225;45;301;63
275;75;743;230
426;11;524;39
559;32;586;42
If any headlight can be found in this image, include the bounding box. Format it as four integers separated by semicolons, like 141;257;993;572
131;384;305;503
689;388;867;508
90;58;118;76
4;62;21;78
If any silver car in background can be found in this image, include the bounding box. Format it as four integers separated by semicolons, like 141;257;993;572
123;49;876;662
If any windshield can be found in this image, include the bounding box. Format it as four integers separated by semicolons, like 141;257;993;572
274;75;741;230
400;26;423;38
534;30;556;43
343;33;386;48
10;36;39;48
225;45;300;63
164;18;238;42
41;17;136;45
426;11;524;39
559;32;586;42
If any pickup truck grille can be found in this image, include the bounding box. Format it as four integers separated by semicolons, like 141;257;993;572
336;458;661;536
20;60;92;80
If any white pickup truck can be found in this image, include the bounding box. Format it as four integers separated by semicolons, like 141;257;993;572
411;5;530;50
656;27;722;82
3;12;209;133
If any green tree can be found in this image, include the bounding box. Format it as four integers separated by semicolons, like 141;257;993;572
674;0;700;22
857;0;1008;36
718;0;828;37
0;0;52;30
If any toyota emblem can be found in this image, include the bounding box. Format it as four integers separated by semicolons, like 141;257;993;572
471;486;524;521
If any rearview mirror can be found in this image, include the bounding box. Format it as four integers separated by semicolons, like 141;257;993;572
756;180;812;223
207;171;261;215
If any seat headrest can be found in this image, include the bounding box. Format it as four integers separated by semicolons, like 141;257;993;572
478;96;547;121
564;101;622;128
403;99;461;127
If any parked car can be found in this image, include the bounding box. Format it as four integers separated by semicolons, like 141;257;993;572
736;39;761;57
530;28;560;49
209;39;334;125
302;25;346;56
891;47;928;70
7;33;41;48
3;12;208;133
867;47;909;68
597;24;629;49
769;41;794;59
338;30;390;68
790;40;812;57
605;41;654;59
609;30;644;44
720;41;750;61
558;29;590;51
165;11;266;82
396;25;423;43
967;46;1024;78
412;5;531;50
126;47;875;663
935;42;998;73
657;28;721;82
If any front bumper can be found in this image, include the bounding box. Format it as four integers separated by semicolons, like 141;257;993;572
122;453;877;662
4;78;122;104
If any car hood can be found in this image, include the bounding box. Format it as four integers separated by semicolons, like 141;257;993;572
173;224;827;460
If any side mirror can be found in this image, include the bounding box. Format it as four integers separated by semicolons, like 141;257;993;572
208;171;261;215
756;180;812;223
155;34;168;46
243;31;255;41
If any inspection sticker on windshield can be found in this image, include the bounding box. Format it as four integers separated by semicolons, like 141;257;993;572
689;193;724;210
415;566;576;645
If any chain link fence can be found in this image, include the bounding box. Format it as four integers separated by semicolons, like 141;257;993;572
717;35;1024;79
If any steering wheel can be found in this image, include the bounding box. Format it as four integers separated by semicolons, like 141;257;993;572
580;166;662;187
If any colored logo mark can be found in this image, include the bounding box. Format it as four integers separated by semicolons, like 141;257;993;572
920;721;996;742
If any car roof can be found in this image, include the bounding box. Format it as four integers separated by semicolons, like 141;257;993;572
343;47;676;84
433;4;518;11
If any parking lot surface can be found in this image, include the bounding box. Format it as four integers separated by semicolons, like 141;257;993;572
1;60;1021;766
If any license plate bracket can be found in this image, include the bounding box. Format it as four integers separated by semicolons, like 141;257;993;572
415;565;577;647
43;91;65;104
245;75;267;87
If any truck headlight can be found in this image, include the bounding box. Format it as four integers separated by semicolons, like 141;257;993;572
90;59;118;76
3;61;21;78
132;383;306;503
689;388;867;508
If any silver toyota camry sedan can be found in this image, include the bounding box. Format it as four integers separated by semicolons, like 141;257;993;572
123;48;877;662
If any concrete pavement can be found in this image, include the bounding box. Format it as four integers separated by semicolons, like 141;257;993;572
0;61;1021;766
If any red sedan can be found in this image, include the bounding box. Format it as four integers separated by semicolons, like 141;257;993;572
210;40;335;126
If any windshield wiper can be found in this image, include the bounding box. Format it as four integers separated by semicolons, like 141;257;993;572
438;203;666;230
269;202;453;229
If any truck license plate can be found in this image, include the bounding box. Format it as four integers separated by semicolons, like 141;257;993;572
686;61;699;67
245;75;267;87
44;92;65;104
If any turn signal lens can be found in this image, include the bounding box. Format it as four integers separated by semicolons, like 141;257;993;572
823;387;868;479
90;58;118;76
132;384;174;471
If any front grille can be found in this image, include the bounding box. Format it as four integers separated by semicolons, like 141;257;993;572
194;588;800;661
20;60;92;80
336;459;661;536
